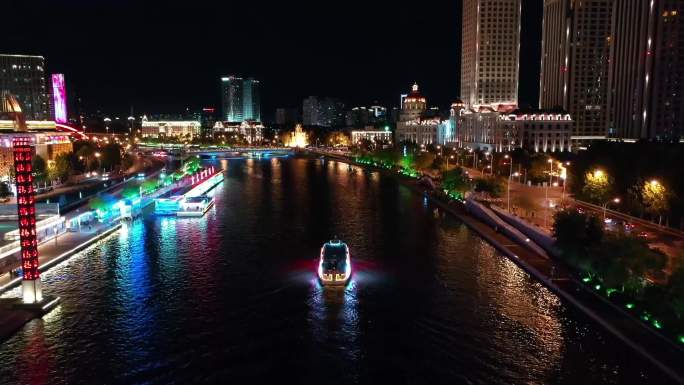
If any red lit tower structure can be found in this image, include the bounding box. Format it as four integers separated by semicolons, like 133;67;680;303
13;136;42;303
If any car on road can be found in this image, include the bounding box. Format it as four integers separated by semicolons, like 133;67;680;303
637;231;654;239
623;222;636;232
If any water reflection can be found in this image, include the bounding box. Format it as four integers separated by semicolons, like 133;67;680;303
0;157;670;385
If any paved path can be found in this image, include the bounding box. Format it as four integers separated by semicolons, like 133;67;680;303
0;220;119;293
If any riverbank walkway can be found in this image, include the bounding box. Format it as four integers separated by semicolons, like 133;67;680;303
312;150;684;383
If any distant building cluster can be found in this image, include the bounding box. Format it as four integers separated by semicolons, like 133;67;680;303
302;96;345;127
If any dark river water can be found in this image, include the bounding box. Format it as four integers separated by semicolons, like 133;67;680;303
0;157;672;384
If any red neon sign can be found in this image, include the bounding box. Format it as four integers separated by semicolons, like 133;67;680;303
13;137;40;281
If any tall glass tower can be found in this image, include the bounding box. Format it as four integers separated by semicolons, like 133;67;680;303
221;76;261;123
0;54;49;120
243;78;260;122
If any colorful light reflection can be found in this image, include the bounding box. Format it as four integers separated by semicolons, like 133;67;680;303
51;74;67;124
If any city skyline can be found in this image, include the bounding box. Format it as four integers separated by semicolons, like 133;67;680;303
2;0;544;117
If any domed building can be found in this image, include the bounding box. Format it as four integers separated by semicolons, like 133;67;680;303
400;83;427;122
395;83;456;146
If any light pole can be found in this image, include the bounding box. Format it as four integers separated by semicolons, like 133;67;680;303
445;154;454;172
561;161;570;202
128;116;135;138
95;152;101;173
603;197;621;222
504;154;513;210
544;158;553;229
104;117;111;136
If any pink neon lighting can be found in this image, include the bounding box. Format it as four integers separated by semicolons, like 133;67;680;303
55;123;88;140
51;74;67;124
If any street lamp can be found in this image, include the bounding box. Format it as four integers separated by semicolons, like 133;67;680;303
508;171;520;212
445;154;454;172
603;197;621;221
544;158;554;229
127;116;135;136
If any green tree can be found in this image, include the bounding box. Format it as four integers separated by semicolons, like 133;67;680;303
591;236;665;295
415;152;436;170
32;154;47;184
642;180;670;224
52;153;72;182
0;182;11;199
552;209;604;271
582;169;613;204
527;155;551;184
666;266;684;319
473;177;505;197
442;167;470;198
77;143;97;171
100;143;123;171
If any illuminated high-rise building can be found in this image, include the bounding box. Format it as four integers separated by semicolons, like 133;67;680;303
461;0;521;110
539;0;613;140
221;76;243;122
609;0;684;139
243;78;261;122
220;76;261;122
0;54;48;120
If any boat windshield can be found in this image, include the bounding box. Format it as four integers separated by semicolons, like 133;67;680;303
322;244;347;261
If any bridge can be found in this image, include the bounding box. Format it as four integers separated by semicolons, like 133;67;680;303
138;144;294;158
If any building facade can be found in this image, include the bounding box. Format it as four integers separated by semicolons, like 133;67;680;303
302;96;344;127
242;78;261;122
221;76;243;122
0;55;48;120
457;109;573;153
609;0;684;139
212;121;264;144
461;0;521;110
0;131;73;181
395;84;452;146
540;0;613;140
141;120;201;139
351;128;393;145
220;76;261;123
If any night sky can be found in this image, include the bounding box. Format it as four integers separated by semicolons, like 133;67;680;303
4;0;542;119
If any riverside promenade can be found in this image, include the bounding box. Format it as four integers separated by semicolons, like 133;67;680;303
308;149;684;384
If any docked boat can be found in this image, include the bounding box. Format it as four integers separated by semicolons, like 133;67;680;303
317;237;352;286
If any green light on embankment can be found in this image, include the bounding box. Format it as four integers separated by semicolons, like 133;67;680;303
582;277;591;283
641;313;651;321
594;284;601;290
606;288;617;297
652;320;662;329
625;303;635;309
679;335;684;344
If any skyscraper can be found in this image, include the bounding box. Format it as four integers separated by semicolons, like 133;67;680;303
539;0;613;140
243;78;261;122
609;0;683;139
461;0;521;110
0;54;48;120
221;76;243;122
221;76;261;123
